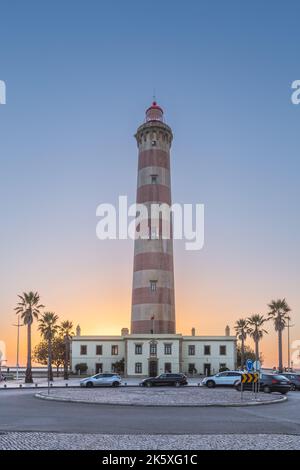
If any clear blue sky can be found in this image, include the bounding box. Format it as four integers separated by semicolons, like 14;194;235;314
0;0;299;366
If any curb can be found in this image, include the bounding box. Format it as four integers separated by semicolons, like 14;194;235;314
35;392;288;408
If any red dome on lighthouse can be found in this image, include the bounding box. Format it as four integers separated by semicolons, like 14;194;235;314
145;101;164;122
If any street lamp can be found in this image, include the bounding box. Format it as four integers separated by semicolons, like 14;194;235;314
12;315;25;381
287;318;295;371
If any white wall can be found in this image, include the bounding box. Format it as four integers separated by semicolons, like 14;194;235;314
72;338;125;375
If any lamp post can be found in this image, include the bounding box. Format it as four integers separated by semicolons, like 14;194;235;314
287;318;295;371
12;315;25;381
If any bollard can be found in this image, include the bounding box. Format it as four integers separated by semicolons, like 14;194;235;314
50;383;53;387
19;384;22;388
35;383;38;388
65;383;69;387
4;384;7;388
197;383;200;387
125;382;127;387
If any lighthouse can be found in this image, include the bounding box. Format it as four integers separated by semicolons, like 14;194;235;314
131;101;176;334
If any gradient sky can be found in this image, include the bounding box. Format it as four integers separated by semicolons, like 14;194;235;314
0;1;299;368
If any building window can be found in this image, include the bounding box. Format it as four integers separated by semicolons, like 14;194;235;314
135;362;143;374
164;343;172;355
220;345;226;355
164;362;172;373
151;174;158;184
80;345;87;355
135;344;143;355
188;345;195;356
188;363;196;374
111;345;119;356
204;345;211;355
150;280;157;292
96;345;102;356
149;342;157;356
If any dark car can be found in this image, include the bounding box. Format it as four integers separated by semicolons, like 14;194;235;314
236;373;291;395
140;373;188;387
280;373;300;391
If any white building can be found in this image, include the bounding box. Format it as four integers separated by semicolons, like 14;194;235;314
71;328;237;377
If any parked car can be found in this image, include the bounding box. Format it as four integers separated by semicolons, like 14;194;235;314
80;373;121;388
140;373;188;387
280;373;300;391
235;373;291;394
201;371;242;388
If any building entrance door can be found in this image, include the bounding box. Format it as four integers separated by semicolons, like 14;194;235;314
204;363;211;376
149;360;158;377
95;363;103;374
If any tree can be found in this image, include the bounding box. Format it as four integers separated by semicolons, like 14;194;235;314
268;298;291;373
75;363;88;374
234;318;248;369
112;358;125;375
236;344;262;368
59;320;74;380
38;312;59;382
15;291;44;383
247;314;268;362
33;338;65;377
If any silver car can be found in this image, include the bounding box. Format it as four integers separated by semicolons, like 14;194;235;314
202;371;242;388
80;373;122;388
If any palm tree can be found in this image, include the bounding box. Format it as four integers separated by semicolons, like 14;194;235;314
268;298;291;373
38;312;59;382
15;291;44;383
59;321;74;380
247;314;268;363
234;319;249;369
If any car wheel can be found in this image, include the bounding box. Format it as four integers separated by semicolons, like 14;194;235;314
206;380;215;388
112;381;120;387
281;391;288;395
146;382;152;387
86;382;93;388
290;384;296;391
175;381;180;387
263;385;271;393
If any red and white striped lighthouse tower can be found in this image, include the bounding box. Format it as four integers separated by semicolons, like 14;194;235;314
131;101;176;334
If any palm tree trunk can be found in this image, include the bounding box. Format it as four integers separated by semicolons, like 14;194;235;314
25;323;33;383
64;336;69;380
48;338;53;382
241;337;245;370
255;338;259;363
278;328;283;373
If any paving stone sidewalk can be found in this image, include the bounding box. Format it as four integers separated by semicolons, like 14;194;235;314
0;432;299;450
36;387;285;406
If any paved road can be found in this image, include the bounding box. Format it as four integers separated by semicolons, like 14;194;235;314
1;389;300;435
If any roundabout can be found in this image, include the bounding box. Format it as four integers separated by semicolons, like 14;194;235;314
35;386;287;407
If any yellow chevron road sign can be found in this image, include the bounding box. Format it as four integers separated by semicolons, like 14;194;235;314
242;372;259;384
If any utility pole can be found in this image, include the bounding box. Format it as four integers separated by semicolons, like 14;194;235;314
12;315;24;381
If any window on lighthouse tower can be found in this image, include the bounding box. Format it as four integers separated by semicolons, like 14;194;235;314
150;280;157;292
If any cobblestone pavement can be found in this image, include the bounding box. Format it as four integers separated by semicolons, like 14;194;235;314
0;432;299;450
36;387;284;406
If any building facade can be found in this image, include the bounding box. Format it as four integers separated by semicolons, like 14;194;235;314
71;330;237;377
